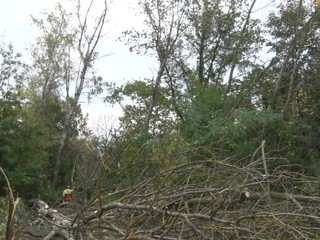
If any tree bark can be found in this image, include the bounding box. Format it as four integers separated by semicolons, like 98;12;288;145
223;0;256;115
143;1;183;131
270;6;317;111
32;199;76;240
52;0;108;186
0;167;20;240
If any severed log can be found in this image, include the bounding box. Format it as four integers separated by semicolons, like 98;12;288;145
248;191;320;205
269;191;320;202
162;190;320;209
32;199;76;240
82;190;320;223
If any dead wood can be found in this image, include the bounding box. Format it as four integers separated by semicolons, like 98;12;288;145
30;199;76;240
0;167;21;240
10;154;320;239
63;157;320;239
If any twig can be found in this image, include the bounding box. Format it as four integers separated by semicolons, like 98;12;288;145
0;167;21;240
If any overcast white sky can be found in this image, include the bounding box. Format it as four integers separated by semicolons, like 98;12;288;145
0;0;276;129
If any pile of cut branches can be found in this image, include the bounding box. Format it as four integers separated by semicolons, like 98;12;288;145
23;164;320;238
6;143;320;239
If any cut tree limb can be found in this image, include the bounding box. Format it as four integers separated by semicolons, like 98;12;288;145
32;199;76;240
0;167;21;240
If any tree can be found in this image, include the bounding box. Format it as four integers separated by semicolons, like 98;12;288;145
0;43;52;197
123;0;189;132
119;0;264;135
5;1;320;239
30;0;110;186
267;0;319;117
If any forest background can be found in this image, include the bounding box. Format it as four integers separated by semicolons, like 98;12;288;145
1;0;320;239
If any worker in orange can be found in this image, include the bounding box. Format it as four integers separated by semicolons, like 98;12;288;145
63;185;73;202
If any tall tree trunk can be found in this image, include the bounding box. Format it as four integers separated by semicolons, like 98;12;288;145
270;3;317;112
143;1;183;131
282;49;301;120
53;61;96;186
53;109;73;186
223;0;256;115
52;0;108;186
144;60;167;132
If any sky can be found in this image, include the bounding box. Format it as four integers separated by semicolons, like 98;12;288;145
0;0;156;130
0;0;277;130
